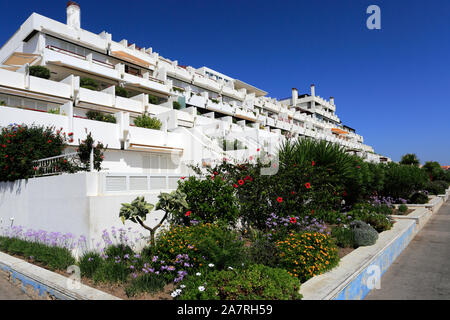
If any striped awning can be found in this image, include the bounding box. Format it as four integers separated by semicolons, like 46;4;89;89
331;128;349;135
111;51;152;68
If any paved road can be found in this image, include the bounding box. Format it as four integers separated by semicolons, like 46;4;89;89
0;275;31;300
365;201;450;300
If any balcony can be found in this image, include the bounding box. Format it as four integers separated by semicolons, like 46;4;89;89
44;45;120;81
0;68;72;100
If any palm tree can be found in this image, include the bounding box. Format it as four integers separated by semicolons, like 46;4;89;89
399;153;420;166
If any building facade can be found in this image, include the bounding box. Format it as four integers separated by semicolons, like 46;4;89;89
0;2;389;182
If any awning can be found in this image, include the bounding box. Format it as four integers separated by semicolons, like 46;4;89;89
111;51;152;68
128;143;183;155
331;128;349;135
3;52;41;67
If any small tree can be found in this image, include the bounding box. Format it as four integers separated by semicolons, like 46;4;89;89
77;132;107;171
119;191;188;246
399;153;420;166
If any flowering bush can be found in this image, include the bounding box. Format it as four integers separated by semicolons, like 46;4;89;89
275;232;339;282
176;264;302;300
174;175;240;226
76;132;107;171
0;124;68;181
148;223;246;278
265;212;328;241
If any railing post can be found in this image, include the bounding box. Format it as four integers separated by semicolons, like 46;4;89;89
90;147;94;172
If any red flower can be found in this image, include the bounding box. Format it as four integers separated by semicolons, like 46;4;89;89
1;145;5;148
249;156;253;161
213;171;218;175
342;191;347;196
312;161;315;166
4;155;8;158
311;209;315;214
63;159;67;163
185;211;191;217
47;140;52;143
305;182;311;189
68;132;74;136
277;197;283;203
33;167;37;171
291;191;295;195
290;217;297;224
234;184;238;188
211;175;215;180
238;179;244;185
257;148;260;152
180;176;185;180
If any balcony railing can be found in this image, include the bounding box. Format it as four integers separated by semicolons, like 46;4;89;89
46;45;86;60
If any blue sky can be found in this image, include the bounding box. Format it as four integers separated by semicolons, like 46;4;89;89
1;0;449;164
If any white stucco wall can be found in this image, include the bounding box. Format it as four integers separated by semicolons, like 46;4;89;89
0;172;170;252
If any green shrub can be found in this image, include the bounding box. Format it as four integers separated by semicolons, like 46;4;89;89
86;110;117;123
381;162;428;199
104;244;134;259
134;114;162;130
398;204;408;214
0;124;67;181
92;259;131;283
352;221;378;247
0;237;75;271
29;66;50;79
347;203;393;232
0;100;6;106
78;251;103;278
425;180;448;195
125;273;166;297
275;232;339;282
153;223;247;271
148;94;159;105
80;77;99;91
247;238;280;268
115;86;129;98
177;264;302;300
409;191;428;204
331;226;355;248
175;175;240;226
173;101;181;110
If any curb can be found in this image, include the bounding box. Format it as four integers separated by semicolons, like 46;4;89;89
0;252;121;300
300;197;446;300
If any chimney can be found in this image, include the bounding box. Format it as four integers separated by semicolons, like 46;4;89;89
292;88;298;106
67;1;81;29
330;96;334;105
310;84;315;97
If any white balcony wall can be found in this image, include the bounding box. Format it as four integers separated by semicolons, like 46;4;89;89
115;96;144;113
73;117;121;149
0;106;68;130
78;87;114;108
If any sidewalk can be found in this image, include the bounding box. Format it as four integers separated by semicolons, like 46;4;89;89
365;201;450;300
0;275;31;300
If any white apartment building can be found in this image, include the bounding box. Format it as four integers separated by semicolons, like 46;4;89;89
0;1;389;182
